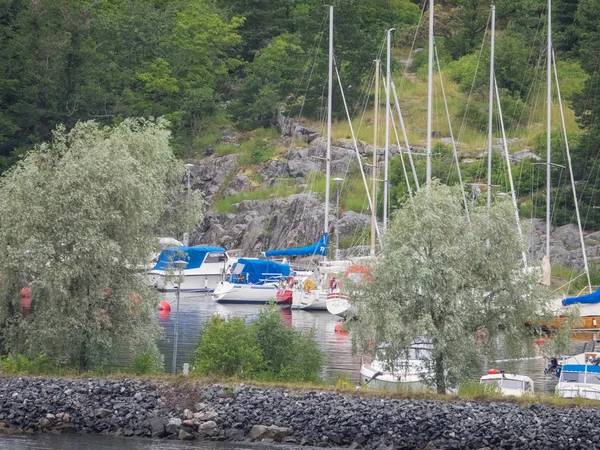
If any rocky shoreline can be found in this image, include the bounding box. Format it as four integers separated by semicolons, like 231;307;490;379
1;377;600;449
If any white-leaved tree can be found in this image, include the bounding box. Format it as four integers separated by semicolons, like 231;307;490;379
0;118;203;371
347;182;556;394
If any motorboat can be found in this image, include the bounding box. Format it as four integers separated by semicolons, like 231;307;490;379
545;340;600;377
479;370;534;397
212;258;290;304
360;341;432;391
147;245;230;292
556;363;600;400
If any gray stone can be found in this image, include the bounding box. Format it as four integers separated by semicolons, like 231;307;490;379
199;421;217;432
182;409;193;420
168;417;182;427
93;408;111;419
39;418;52;429
149;418;166;438
178;429;195;441
268;425;293;441
249;424;269;440
196;411;218;422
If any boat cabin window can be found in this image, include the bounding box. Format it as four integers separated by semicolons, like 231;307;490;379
232;264;245;274
562;371;586;383
204;252;227;263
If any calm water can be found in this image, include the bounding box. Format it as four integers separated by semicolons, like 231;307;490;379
157;292;360;382
0;434;331;450
155;292;589;392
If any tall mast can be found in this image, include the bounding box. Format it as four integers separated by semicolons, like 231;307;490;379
426;0;434;185
384;29;394;230
324;5;333;259
487;5;495;210
371;60;380;256
546;0;552;259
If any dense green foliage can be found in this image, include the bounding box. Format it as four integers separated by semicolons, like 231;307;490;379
192;304;324;382
347;183;555;394
0;119;203;371
1;0;600;229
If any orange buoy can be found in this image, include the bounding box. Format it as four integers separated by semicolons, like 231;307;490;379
158;301;171;312
334;322;347;333
488;368;500;375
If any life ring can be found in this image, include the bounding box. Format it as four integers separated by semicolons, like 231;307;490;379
304;279;315;293
287;276;295;288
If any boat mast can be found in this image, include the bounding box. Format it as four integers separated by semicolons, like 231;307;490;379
325;5;333;261
384;29;394;230
487;5;495;211
371;59;380;256
426;0;434;185
546;0;552;261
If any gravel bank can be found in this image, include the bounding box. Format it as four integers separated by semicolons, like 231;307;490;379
0;377;599;449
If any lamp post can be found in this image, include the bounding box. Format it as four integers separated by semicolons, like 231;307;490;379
333;177;344;261
172;260;187;375
185;163;194;191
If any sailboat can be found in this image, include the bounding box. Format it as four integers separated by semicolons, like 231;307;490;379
535;0;598;330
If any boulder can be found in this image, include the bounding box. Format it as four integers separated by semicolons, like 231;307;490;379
178;429;195;441
249;424;269;440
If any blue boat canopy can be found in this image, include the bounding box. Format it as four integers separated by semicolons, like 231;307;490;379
563;288;600;306
228;258;290;284
152;245;226;271
264;233;329;258
562;364;600;374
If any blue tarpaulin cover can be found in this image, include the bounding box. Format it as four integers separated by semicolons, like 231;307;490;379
563;288;600;306
228;258;290;284
152;245;225;271
264;233;329;258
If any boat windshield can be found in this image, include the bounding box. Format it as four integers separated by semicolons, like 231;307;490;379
205;252;227;263
481;378;528;390
562;371;587;383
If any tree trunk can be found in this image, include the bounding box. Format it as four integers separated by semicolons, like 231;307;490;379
434;353;446;394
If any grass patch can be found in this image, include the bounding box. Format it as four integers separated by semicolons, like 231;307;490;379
551;263;600;294
308;170;371;214
213;178;300;213
214;143;239;156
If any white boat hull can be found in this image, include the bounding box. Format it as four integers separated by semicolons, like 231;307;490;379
360;361;428;391
292;289;328;310
146;272;223;292
326;293;351;317
556;382;600;400
212;281;279;304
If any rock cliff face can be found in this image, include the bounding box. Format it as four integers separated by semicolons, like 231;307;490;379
189;133;375;255
187;123;596;267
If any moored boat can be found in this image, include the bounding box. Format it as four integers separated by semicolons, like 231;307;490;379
147;245;230;292
556;363;600;400
479;370;534;397
212;258;290;304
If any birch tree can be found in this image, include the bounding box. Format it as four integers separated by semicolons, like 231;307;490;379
0;118;203;371
348;182;553;394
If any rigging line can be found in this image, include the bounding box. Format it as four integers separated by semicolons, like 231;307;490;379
435;44;470;223
288;15;328;149
382;76;413;200
391;80;420;191
456;8;490;146
334;58;382;246
397;0;428;91
495;76;527;267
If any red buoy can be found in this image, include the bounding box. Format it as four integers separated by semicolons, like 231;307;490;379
535;337;547;346
488;368;500;375
334;322;347;333
158;301;171;312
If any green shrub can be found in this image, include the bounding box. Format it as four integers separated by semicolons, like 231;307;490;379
251;303;324;382
131;346;164;375
214;143;239;156
0;354;53;375
192;316;262;377
190;304;324;382
458;380;501;397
